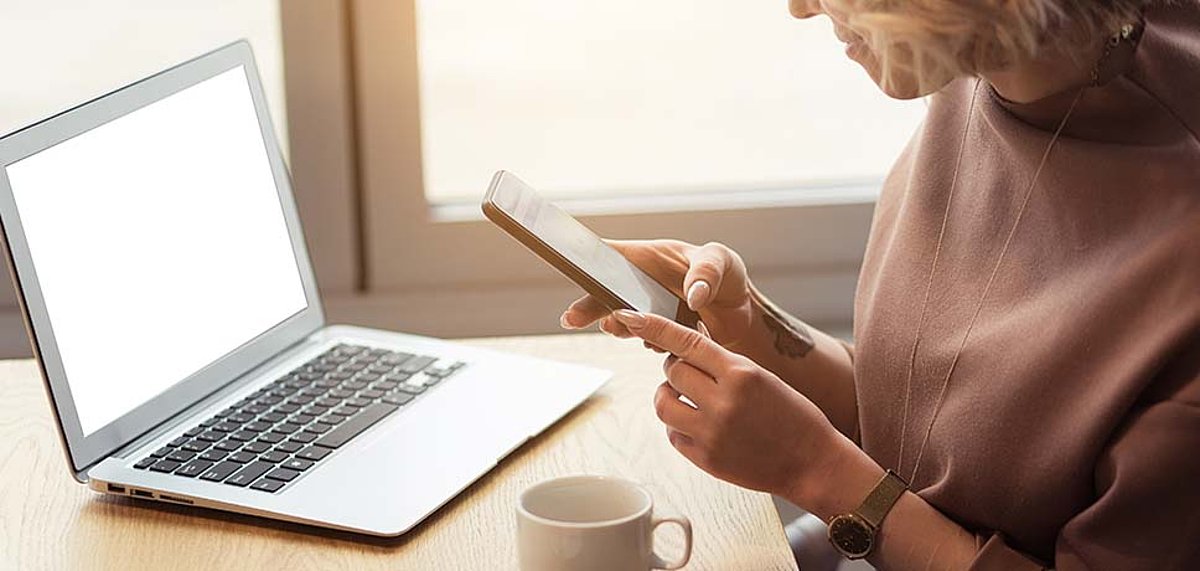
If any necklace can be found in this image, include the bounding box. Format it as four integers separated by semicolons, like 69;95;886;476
893;79;1084;484
892;16;1144;481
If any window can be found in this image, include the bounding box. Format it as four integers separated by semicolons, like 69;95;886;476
317;0;924;338
415;0;925;202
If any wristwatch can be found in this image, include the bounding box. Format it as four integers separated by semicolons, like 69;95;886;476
827;470;908;560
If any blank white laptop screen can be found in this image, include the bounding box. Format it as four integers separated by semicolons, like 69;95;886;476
4;66;308;436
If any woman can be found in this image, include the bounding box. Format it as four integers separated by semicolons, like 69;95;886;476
561;0;1200;569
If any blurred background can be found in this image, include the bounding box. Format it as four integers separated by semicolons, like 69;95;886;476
0;1;924;359
2;3;923;568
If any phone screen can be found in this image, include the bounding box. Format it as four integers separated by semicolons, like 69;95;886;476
486;173;688;322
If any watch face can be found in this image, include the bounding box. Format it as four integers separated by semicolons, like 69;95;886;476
828;514;874;559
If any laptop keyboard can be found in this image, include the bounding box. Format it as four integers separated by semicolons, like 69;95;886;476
131;344;464;493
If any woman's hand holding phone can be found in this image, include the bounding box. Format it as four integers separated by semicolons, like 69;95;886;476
560;239;755;350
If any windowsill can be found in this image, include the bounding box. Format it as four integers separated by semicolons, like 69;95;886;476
432;179;882;223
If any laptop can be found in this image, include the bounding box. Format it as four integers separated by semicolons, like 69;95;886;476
0;41;609;536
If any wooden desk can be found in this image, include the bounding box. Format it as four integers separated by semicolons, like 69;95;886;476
0;333;796;570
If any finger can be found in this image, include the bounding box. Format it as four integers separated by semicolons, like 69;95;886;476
599;316;635;338
682;242;743;310
666;427;696;451
605;239;693;297
654;382;703;435
561;295;611;329
662;357;716;407
644;340;668;353
613;311;733;376
598;317;636;339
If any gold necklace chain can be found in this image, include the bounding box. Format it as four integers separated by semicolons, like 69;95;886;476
894;78;1086;485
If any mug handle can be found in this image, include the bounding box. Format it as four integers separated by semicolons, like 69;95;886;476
651;516;693;570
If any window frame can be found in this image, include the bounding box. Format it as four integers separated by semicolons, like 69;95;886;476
290;0;884;338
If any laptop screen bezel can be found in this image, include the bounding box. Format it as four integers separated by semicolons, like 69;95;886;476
0;41;325;480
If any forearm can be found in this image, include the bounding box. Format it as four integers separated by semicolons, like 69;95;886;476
728;285;859;440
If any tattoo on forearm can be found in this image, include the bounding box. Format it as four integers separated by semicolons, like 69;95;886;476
753;289;815;359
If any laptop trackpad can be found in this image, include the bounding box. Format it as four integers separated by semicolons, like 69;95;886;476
283;359;602;535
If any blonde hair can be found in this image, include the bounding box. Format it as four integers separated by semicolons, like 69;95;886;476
826;0;1156;93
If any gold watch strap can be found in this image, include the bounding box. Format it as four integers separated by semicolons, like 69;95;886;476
857;470;908;528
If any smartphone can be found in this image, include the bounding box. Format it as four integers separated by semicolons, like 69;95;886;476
483;171;699;328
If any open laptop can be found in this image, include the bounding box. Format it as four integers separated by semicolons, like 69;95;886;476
0;41;608;536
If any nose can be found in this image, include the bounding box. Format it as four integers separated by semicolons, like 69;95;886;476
789;0;823;19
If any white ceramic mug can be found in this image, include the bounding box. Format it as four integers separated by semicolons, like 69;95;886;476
517;475;693;571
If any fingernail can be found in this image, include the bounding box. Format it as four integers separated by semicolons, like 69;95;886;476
613;310;646;329
560;313;577;329
686;280;711;311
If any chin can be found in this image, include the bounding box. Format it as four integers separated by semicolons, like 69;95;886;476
852;50;950;100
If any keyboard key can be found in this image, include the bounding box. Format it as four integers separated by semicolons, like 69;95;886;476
166;450;196;463
333;406;360;417
256;395;283;406
250;478;285;493
265;468;300;482
243;441;270;454
183;426;203;437
199;449;228;462
261;451;289;463
230;412;255;423
315;397;340;408
225;461;274;487
346;397;372;407
328;389;353;399
296;446;332;461
314;402;399;449
197;431;225;442
290;414;315;425
398;355;436;374
212;422;241;433
397;384;425;395
181;439;211;452
383;373;412;384
287;395;314;406
231;430;259;442
372;381;398;391
168;436;189;447
383;392;414;406
150;459;182;473
199;461;241;482
303;405;330;417
150;446;173;458
320;414;347;425
359;389;385;399
307;422;333;434
214;440;242;452
290;431;319;444
177;460;214;478
342;381;367;391
228;451;256;464
245;421;271;432
276;441;304;454
274;422;302;434
216;406;239;418
257;433;285;444
282;458;314;471
134;457;157;470
244;404;269;415
274;404;301;414
259;412;286;423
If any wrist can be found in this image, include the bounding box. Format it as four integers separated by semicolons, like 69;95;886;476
787;434;884;522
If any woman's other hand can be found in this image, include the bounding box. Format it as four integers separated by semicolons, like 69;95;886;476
560;240;754;349
611;309;854;510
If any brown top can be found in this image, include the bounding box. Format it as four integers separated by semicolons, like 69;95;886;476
853;3;1200;570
